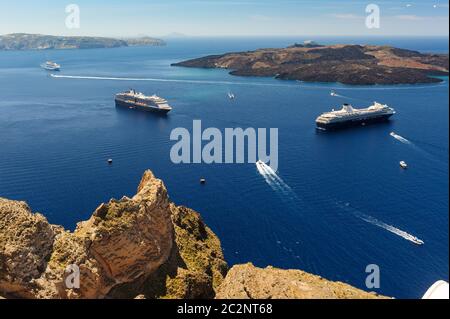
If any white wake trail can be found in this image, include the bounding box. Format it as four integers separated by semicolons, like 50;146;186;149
50;74;295;88
389;132;446;167
256;161;299;200
256;163;425;246
256;162;282;193
261;163;292;191
390;132;412;145
338;203;424;245
330;91;373;104
356;213;424;245
256;162;287;194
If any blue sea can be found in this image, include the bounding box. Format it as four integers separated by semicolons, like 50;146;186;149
0;36;448;299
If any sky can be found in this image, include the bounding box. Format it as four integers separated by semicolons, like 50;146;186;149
0;0;448;37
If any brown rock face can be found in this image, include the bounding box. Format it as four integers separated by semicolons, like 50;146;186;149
1;169;389;299
0;170;227;299
216;263;389;299
0;199;57;298
138;206;228;299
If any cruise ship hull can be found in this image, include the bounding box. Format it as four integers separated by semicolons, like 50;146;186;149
115;99;171;114
316;113;393;130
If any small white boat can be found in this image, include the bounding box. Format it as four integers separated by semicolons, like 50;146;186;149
400;161;408;169
228;92;235;99
411;237;424;245
41;61;61;71
330;90;337;97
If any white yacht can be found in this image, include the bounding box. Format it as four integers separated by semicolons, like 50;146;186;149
411;236;424;245
400;161;408;169
41;61;61;71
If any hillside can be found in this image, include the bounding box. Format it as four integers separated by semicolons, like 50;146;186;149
172;43;449;85
0;33;165;51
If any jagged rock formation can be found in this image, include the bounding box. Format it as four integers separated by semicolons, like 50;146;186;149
216;263;388;299
0;170;388;299
172;44;449;85
0;170;226;299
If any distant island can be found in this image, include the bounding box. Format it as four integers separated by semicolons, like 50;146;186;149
0;33;165;51
172;42;449;85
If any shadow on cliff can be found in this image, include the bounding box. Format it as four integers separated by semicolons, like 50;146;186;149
107;205;228;299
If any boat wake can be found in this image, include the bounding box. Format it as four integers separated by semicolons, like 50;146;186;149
338;202;424;245
50;74;296;88
390;132;412;145
51;74;447;91
255;163;425;246
256;161;301;203
390;132;447;167
330;90;373;104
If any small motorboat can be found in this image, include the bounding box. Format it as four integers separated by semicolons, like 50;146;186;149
400;161;408;169
411;237;424;245
41;61;61;71
330;90;337;97
200;178;206;184
228;92;235;100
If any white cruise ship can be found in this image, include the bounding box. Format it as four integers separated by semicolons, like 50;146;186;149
316;102;395;130
115;89;172;114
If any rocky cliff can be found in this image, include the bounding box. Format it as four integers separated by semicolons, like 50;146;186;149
0;170;226;299
216;263;386;299
172;44;449;85
0;170;387;299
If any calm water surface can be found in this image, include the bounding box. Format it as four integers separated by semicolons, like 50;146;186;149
0;37;448;298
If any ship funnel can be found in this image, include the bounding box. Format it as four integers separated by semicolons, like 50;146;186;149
342;103;354;112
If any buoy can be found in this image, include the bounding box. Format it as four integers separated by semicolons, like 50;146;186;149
108;159;113;164
200;178;206;184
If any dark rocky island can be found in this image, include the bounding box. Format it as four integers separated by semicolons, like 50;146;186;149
172;43;449;85
0;33;165;51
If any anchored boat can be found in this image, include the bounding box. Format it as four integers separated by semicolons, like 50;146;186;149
115;89;172;114
41;61;61;71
